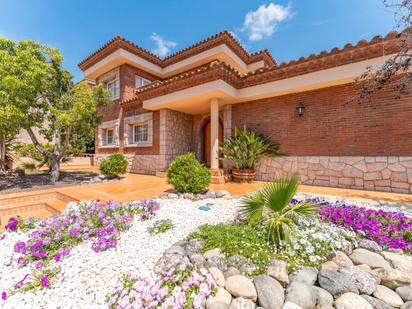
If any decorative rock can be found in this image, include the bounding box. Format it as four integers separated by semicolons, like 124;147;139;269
358;264;382;285
204;248;223;260
358;239;383;252
318;270;359;297
206;189;217;199
225;275;258;301
340;266;378;295
396;286;412;302
320;261;339;271
167;193;178;199
372;268;412;289
361;295;396;309
183;192;195;200
208;301;230;309
215;190;231;198
373;285;404;307
230;297;256;309
253;275;285;309
207;287;232;306
286;282;316;309
282;302;303;309
312;286;334;308
189;253;206;267
330;251;354;268
210;267;226;287
239;262;257;275
381;252;412;273
402;301;412;309
208;256;228;272
173;240;188;247
227;255;247;269
154;254;190;275
350;249;391;269
224;267;241;279
266;260;289;285
186;238;204;254
335;292;373;309
290;267;318;285
164;245;186;256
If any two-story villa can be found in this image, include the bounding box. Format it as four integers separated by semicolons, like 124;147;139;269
78;30;412;193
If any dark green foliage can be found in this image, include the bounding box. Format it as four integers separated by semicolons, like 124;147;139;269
99;153;128;178
166;153;211;193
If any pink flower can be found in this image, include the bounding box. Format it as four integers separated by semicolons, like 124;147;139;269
54;253;61;262
41;276;49;287
1;291;6;300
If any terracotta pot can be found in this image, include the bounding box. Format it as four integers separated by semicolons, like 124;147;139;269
232;169;256;183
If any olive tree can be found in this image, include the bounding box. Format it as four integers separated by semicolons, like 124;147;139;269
0;38;110;182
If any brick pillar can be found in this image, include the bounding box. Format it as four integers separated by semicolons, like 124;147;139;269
118;107;125;154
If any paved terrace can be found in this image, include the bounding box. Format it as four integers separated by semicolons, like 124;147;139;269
1;170;412;230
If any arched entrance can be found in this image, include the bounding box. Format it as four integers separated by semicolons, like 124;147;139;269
203;118;223;167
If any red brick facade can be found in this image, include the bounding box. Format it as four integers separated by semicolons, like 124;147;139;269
232;80;412;156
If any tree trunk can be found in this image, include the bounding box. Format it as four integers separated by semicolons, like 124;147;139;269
50;157;60;184
0;131;6;173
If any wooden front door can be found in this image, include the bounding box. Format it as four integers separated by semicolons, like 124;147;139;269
204;120;223;167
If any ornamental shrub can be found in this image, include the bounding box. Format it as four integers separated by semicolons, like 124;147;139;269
99;153;128;178
166;153;211;193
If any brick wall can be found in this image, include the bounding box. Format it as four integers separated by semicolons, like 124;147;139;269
232;81;412;156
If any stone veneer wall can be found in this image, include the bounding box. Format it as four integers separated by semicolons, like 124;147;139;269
256;156;412;194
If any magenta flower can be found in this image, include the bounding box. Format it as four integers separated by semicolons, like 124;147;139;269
5;217;18;231
54;253;61;262
40;276;49;287
35;261;44;269
1;291;6;300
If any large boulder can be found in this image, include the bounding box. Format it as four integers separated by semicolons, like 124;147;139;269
208;256;228;272
373;285;404;308
189;253;206;268
230;297;256;309
335;293;374;309
208;302;230;309
253;275;285;309
227;255;247;269
210;267;225;287
225;275;258;301
185;238;204;254
154;254;190;275
402;301;412;309
361;295;396;309
396;286;412;302
330;251;354;268
318;269;359;297
340;266;378;295
164;245;186;256
381;252;412;273
266;260;289;285
282;302;303;309
285;282;316;309
372;268;412;290
350;249;391;269
290;267;318;285
204;248;223;260
358;239;383;252
207;287;232;307
224;267;241;279
312;286;333;308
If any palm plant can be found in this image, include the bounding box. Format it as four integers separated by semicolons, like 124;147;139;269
219;127;278;170
240;173;318;247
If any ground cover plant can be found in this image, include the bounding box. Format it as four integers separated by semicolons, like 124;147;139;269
1;199;159;300
149;219;174;235
107;263;216;309
166;153;211;193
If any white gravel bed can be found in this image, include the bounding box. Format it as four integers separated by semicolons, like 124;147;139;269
0;198;240;309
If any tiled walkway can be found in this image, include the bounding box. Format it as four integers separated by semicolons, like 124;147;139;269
1;171;412;229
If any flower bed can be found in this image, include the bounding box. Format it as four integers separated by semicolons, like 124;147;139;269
320;203;412;252
1;199;159;300
107;264;216;308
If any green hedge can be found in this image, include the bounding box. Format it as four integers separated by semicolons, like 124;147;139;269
166;153;211;193
99;153;128;178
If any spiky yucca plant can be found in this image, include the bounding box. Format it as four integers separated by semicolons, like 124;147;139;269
240;173;317;247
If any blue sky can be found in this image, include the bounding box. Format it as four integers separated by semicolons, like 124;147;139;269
0;0;398;82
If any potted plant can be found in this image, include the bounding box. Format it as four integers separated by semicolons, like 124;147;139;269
220;127;279;183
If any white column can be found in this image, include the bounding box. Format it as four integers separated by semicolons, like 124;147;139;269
210;98;219;169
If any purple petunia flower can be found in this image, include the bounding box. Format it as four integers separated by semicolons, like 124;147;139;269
5;217;18;231
1;291;6;301
41;276;49;287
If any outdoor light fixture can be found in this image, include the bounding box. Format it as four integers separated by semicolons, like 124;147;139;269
296;103;305;116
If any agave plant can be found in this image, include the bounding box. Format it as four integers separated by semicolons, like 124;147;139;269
219;127;278;170
240;173;318;247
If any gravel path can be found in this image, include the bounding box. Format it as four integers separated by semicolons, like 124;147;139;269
0;198;239;309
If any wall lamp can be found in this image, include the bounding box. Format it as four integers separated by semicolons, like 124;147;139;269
296;103;305;117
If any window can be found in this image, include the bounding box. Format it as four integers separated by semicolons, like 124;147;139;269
135;75;151;88
106;129;114;145
106;79;119;100
132;124;148;144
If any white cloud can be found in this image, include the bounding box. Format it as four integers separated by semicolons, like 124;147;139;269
243;3;291;41
150;32;177;57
